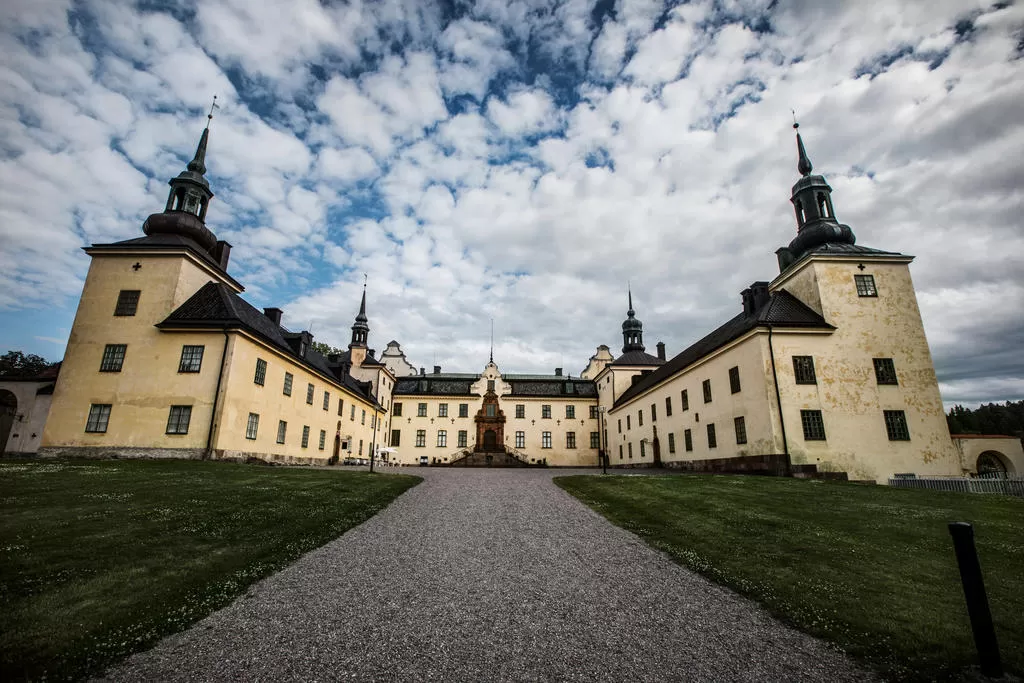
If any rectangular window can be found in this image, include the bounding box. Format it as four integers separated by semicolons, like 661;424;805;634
590;432;600;448
638;410;643;427
566;432;576;449
793;356;817;384
590;406;599;419
276;420;287;444
486;404;496;417
855;274;877;297
371;413;376;429
640;440;646;458
542;405;551;419
100;344;127;372
166;405;192;434
617;419;622;433
459;403;469;418
178;345;204;373
417;403;427;417
874;358;898;385
734;416;747;445
707;423;717;449
391;430;401;447
437;430;447;448
323;391;330;411
566;405;575;419
665;397;672;417
515;431;525;448
668;432;676;454
702;379;712;403
619;444;623;460
681;389;689;411
301;425;310;448
359;439;363;455
487;380;495;392
542;432;552;448
85;404;111;433
516;404;525;419
458;430;467;448
416;430;426;447
246;412;259;440
338;398;344;416
393;402;403;417
319;430;326;450
684;428;693;452
306;383;315;404
729;366;741;394
438;403;448;417
254;359;267;386
628;442;633;458
283;372;293;396
114;289;140;316
361;410;366;425
651;404;657;422
350;405;355;420
884;410;911;441
626;415;631;430
801;410;826;440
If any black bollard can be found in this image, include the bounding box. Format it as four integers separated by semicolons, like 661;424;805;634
948;522;1002;678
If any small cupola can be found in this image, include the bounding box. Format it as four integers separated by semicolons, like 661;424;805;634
621;287;645;353
777;122;857;271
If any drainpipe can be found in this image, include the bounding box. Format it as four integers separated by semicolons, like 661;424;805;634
767;325;791;475
206;330;230;458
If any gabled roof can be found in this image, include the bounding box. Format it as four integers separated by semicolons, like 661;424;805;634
614;289;833;408
157;282;379;405
610;350;665;367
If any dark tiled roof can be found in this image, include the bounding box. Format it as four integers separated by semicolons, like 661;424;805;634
508;379;597;398
614;289;833;408
806;243;904;257
394;377;476;396
610;350;665;367
87;234;243;290
158;282;378;405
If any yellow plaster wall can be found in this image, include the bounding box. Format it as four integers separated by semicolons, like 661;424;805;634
951;436;1024;475
771;258;960;482
608;334;779;466
212;334;381;465
43;254;231;453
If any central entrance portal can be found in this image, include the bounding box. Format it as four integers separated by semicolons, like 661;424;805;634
483;429;497;449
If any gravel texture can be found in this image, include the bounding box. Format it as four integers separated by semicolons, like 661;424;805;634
98;468;877;682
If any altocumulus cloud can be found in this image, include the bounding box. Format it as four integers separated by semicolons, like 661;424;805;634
0;0;1021;409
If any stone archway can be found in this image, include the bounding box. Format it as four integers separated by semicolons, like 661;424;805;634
977;451;1012;478
0;390;16;456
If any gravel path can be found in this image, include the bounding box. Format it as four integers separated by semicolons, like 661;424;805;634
99;468;877;682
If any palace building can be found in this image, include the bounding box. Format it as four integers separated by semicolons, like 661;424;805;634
36;119;1021;482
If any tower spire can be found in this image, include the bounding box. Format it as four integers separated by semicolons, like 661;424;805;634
621;286;645;354
794;121;813;177
186;95;218;176
350;276;369;349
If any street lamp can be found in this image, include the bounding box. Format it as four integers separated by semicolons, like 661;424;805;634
369;404;381;473
598;406;608;475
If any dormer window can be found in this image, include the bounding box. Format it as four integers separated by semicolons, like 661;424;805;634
299;341;307;358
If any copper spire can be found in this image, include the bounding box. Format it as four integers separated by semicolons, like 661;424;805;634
794;121;813;177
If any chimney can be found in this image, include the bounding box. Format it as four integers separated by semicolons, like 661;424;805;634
420;367;425;375
656;342;666;361
631;374;644;386
367;349;376;358
555;367;562;376
433;365;441;374
213;240;232;271
751;281;770;310
263;308;283;326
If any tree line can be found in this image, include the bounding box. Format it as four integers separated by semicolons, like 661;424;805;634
947;401;1024;437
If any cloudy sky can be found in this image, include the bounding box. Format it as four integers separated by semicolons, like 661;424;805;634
1;0;1022;408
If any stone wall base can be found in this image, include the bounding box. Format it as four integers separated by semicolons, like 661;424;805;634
662;453;792;477
210;449;330;467
37;446;207;460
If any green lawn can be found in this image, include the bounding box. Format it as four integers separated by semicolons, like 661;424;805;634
0;459;420;682
555;474;1024;681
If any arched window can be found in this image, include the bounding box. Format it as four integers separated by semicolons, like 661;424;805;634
817;192;829;218
794;200;804;225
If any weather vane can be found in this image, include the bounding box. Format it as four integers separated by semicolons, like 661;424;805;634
206;95;220;128
792;109;799;129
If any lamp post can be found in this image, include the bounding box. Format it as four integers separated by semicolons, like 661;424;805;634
369;405;380;473
598;406;608;475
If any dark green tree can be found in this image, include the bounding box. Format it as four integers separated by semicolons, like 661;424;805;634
0;350;53;377
311;341;345;357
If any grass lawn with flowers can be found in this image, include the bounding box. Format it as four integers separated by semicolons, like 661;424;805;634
555;474;1023;681
0;458;419;682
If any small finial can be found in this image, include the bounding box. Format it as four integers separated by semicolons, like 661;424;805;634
206;95;219;129
791;109;798;129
